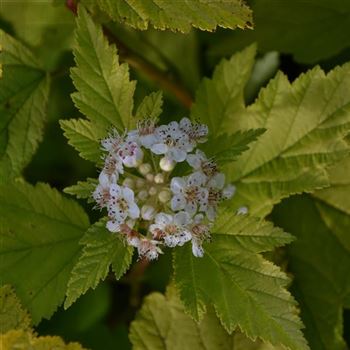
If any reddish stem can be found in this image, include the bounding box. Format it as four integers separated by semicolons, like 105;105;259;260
65;1;193;109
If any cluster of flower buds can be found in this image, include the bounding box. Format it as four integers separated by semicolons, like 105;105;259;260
93;117;236;260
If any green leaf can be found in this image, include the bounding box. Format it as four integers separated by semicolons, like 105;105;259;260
233;331;284;350
201;129;265;165
205;53;350;216
131;287;285;350
0;181;89;324
65;219;133;308
173;212;307;350
313;156;350;215
191;44;257;137
130;288;235;350
1;329;86;350
0;1;75;70
135;91;163;121
0;30;50;180
0;285;31;333
208;0;350;64
272;195;350;350
60;118;106;163
64;178;98;201
97;0;253;33
71;7;136;132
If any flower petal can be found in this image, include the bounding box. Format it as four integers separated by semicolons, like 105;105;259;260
206;206;216;221
188;172;206;186
185;201;197;215
169;148;187;162
209;173;225;189
170;177;186;194
187;154;201;169
110;183;122;197
174;211;191;226
106;220;121;233
177;230;192;245
171;194;186;211
128;202;140;219
141;134;158;148
155;213;173;226
99;172;110;187
123;187;135;202
151;143;168;155
192;242;204;257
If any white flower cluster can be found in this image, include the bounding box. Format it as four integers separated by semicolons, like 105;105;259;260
93;118;236;260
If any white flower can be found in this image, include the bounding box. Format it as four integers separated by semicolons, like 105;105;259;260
101;155;124;182
170;172;208;215
128;118;158;149
101;129;124;154
179;117;208;145
93;172;112;209
203;173;234;221
94;117;237;260
106;184;140;232
202;173;225;221
208;172;225;189
189;214;211;257
187;150;218;177
151;121;193;162
118;140;143;168
203;188;222;221
137;239;163;260
150;212;192;247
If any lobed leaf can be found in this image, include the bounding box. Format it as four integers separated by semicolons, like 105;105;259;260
71;7;136;132
65;219;133;308
0;181;89;323
135;91;163;121
313;155;350;216
0;329;86;349
0;30;50;181
60;118;106;163
191;44;257;138
97;0;253;33
130;288;235;350
195;46;350;216
273;194;350;350
201;129;265;166
173;213;308;350
64;177;98;201
131;287;285;350
0;285;31;333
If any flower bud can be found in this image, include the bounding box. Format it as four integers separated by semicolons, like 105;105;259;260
154;173;164;184
148;186;157;196
137;190;148;200
159;157;175;172
237;206;248;215
139;163;152;175
158;190;171;203
141;205;156;220
223;184;236;199
122;177;134;189
146;173;154;182
136;178;145;188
